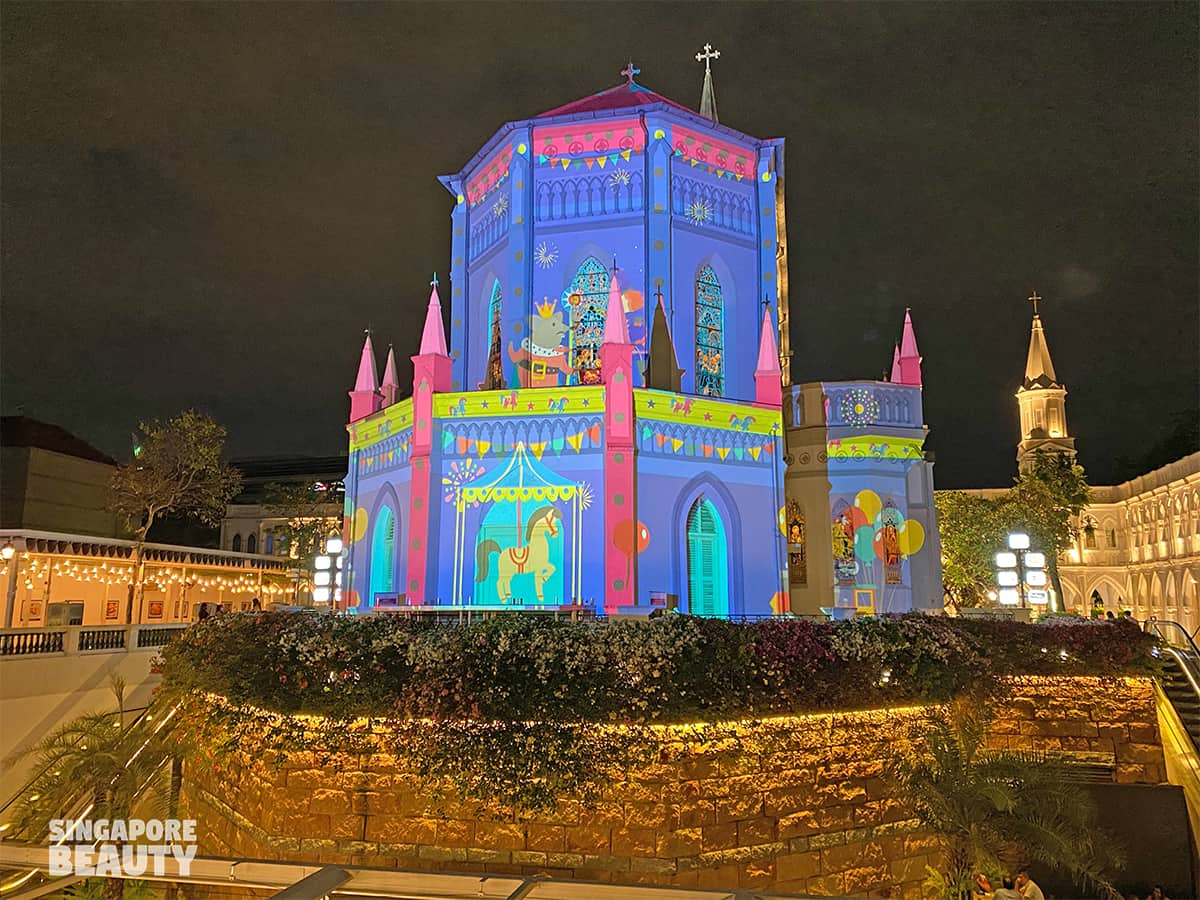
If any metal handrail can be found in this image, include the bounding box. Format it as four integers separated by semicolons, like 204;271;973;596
1145;618;1200;657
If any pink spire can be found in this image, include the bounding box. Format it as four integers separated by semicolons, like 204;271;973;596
354;331;378;392
755;307;781;375
380;345;399;406
890;342;901;382
602;267;630;345
754;305;782;407
895;308;923;386
419;275;449;357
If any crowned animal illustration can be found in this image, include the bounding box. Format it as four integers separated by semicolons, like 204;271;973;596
509;298;573;387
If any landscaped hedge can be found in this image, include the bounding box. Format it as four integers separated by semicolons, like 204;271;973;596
161;611;1160;724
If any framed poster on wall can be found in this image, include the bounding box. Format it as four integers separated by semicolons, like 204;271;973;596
147;599;164;619
105;600;120;620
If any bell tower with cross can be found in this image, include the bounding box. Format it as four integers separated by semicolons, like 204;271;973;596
1015;290;1076;472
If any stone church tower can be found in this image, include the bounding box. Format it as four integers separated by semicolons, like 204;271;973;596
1015;292;1076;472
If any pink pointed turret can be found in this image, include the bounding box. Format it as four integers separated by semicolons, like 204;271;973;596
889;342;901;383
419;277;449;357
754;305;782;407
380;345;399;407
601;266;630;346
893;308;923;387
348;331;381;422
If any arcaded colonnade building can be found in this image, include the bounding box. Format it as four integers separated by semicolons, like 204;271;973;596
1004;299;1200;627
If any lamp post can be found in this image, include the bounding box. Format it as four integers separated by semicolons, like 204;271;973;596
312;534;344;612
995;532;1048;610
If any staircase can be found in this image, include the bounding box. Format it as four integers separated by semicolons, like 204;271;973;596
1162;652;1200;749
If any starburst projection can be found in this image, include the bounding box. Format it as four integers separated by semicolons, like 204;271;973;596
687;198;712;225
492;195;509;218
609;168;631;187
535;241;558;269
442;458;487;504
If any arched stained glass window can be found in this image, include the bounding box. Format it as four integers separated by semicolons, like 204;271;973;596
686;498;729;618
246;533;257;554
485;280;503;389
371;506;396;601
566;257;609;384
231;534;242;553
695;265;724;397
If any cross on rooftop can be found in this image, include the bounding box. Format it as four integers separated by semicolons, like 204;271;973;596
621;61;640;85
696;43;721;73
1027;290;1042;316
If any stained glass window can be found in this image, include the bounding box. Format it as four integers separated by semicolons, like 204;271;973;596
695;265;724;397
371;506;395;601
565;257;609;384
686;498;728;617
485;280;503;389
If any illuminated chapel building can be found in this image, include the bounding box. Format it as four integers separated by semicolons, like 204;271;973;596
342;65;943;617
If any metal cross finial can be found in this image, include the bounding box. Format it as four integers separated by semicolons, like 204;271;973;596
621;61;640;85
430;272;439;289
695;43;721;73
1027;290;1042;316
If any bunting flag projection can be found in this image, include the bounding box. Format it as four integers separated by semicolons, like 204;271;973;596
826;435;925;461
538;149;636;170
673;148;747;181
640;425;776;462
441;423;602;459
357;440;411;472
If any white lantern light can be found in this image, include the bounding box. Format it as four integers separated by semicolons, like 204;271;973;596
1024;551;1046;569
998;588;1021;606
995;552;1017;569
1025;570;1047;587
997;571;1020;587
326;537;343;555
1008;533;1030;550
313;587;331;603
315;555;332;571
314;571;331;587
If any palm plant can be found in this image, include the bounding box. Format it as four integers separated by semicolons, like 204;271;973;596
11;706;177;900
891;697;1122;900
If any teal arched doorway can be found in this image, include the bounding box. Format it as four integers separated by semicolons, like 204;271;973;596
370;506;396;600
686;498;729;617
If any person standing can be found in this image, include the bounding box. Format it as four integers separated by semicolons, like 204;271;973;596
1015;870;1045;900
197;602;210;621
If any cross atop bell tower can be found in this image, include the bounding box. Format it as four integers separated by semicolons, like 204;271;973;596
1015;291;1075;472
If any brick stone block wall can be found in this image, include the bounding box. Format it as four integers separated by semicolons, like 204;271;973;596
182;676;1163;897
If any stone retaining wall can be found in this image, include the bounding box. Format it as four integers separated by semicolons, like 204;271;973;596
183;676;1163;897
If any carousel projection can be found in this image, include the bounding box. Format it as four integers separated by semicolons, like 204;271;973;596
450;442;590;606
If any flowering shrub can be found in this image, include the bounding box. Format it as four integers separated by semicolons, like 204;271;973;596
162;612;1160;724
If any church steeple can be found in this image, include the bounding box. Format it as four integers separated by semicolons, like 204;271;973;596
645;289;682;392
1015;291;1075;471
695;43;720;124
419;274;449;357
348;331;381;423
891;308;923;387
380;345;399;407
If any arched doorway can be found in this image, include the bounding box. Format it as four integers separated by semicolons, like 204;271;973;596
686;498;729;617
371;506;396;601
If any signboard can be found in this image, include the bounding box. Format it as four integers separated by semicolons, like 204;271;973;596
1027;589;1049;605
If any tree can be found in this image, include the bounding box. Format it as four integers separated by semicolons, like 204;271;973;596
264;480;342;603
891;698;1121;900
110;411;241;623
13;703;177;900
936;454;1089;613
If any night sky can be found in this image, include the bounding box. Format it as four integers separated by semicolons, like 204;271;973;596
2;3;1196;488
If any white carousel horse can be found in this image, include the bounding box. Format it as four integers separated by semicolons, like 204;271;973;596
475;505;561;602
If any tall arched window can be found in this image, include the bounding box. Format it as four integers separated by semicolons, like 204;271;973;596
485;280;503;389
371;506;396;600
686;498;729;617
695;265;724;397
246;533;258;554
566;257;609;383
231;534;242;553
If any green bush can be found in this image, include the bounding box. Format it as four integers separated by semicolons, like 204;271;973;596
162;612;1160;725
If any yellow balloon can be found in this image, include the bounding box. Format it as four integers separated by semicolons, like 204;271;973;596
899;519;925;556
352;508;368;543
854;489;882;522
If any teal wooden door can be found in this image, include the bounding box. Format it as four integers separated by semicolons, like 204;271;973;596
371;506;396;599
686;499;728;617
